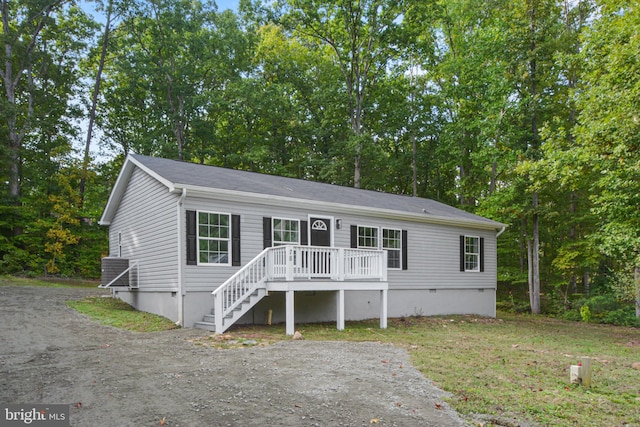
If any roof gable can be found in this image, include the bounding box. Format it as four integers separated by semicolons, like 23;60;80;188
100;154;505;230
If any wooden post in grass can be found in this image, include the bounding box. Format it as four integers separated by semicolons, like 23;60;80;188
580;356;592;388
570;357;592;387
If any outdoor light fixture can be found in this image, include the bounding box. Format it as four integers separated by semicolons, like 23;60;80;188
336;219;342;229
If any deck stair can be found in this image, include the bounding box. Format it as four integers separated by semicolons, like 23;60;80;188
194;288;266;332
194;248;271;333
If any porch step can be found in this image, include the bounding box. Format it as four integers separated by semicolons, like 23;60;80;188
194;288;266;333
193;321;216;331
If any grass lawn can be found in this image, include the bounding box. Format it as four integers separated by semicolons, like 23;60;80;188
0;275;98;288
66;296;179;332
216;315;640;427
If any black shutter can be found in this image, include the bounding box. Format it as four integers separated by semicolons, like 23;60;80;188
350;225;358;248
300;220;308;245
459;235;465;272
263;217;272;248
402;230;408;270
480;237;485;272
232;215;241;266
186;210;197;265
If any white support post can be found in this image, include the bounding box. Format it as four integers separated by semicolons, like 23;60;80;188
286;290;295;336
379;289;388;329
214;293;224;334
337;289;345;331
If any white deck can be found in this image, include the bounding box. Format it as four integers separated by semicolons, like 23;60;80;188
201;245;389;334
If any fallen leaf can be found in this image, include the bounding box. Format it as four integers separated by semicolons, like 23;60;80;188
370;418;380;424
435;403;443;410
381;360;389;363
294;403;302;408
159;417;166;426
396;402;402;407
75;402;82;409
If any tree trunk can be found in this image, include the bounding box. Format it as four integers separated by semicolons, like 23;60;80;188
583;270;589;295
531;192;541;314
528;1;541;314
569;192;577;293
411;132;418;197
527;238;534;309
3;3;22;208
635;266;640;318
80;2;113;206
2;1;55;235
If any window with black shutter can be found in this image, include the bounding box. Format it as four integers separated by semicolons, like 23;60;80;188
187;210;238;266
460;235;484;272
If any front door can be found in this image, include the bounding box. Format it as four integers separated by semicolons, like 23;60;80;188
309;217;332;277
310;217;331;247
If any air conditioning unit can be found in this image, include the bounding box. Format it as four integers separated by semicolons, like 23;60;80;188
101;257;131;287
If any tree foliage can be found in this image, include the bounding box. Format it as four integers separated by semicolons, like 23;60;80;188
0;0;637;318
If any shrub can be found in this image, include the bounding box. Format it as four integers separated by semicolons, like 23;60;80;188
578;294;638;326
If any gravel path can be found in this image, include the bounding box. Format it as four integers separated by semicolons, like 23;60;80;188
0;286;467;426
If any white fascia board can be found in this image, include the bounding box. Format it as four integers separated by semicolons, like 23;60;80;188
174;184;506;231
128;155;177;191
99;155;177;226
99;158;134;226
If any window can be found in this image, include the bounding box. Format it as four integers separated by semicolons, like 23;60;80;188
273;218;300;246
464;236;480;272
198;212;230;265
358;226;378;249
383;228;401;269
356;226;403;270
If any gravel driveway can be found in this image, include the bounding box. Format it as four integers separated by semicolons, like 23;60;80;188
0;286;466;426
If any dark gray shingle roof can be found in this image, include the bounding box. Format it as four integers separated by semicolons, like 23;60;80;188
131;154;502;228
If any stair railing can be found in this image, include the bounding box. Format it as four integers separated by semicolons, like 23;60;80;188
212;248;271;332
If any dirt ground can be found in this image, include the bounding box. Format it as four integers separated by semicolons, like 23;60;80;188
0;286;467;427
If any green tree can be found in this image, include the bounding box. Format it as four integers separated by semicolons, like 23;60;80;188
282;0;407;188
1;0;69;229
1;1;97;273
100;1;252;162
571;0;640;316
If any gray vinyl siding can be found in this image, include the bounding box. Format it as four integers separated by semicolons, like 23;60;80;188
182;195;497;292
109;167;179;290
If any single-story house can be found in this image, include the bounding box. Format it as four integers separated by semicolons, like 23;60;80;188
99;154;505;334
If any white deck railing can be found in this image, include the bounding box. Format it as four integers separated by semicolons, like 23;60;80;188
268;246;387;282
211;246;387;331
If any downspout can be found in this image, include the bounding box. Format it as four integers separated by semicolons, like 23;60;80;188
176;188;187;326
496;226;506;238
